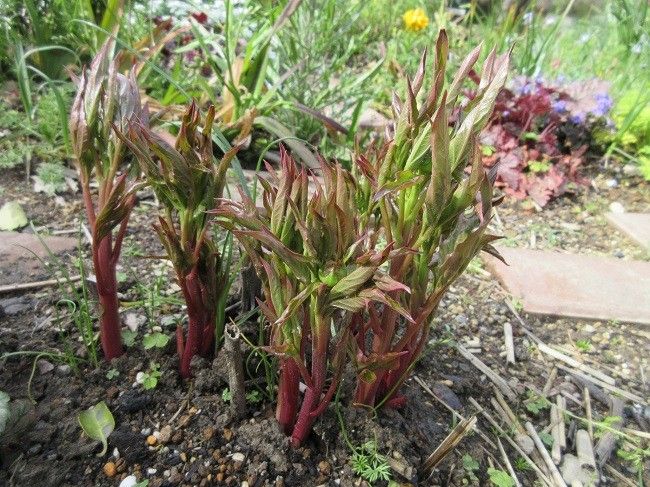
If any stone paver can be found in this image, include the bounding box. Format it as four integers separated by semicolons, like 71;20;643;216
0;231;77;286
606;212;650;250
483;247;650;325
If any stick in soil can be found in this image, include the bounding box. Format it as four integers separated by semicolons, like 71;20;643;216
503;321;515;365
422;415;477;476
594;396;624;467
575;429;597;471
468;397;553;487
542;367;557;396
556;396;566;450
525;421;567;487
497;438;521;487
456;344;517;401
0;275;82;294
582;388;593;440
550;404;562;465
414;376;496;449
223;323;247;419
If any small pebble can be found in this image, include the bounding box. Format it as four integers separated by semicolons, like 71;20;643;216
103;462;117;478
232;452;245;463
146;435;158;446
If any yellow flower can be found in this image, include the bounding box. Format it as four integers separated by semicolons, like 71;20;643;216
402;7;429;32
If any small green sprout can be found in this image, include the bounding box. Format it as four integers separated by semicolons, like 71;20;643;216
574;339;592;352
143;332;170;350
138;363;162;390
221;388;233;403
246;390;262;404
106;369;120;380
121;329;137;348
524;391;550;415
488;468;515;487
351;441;391;484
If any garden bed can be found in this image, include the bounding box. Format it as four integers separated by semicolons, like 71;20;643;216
1;165;648;487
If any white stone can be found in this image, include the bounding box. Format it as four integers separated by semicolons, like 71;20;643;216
609;201;625;214
119;476;138;487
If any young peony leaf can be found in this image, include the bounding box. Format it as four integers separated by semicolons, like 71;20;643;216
487;468;515;487
0;390;9;436
78;401;115;456
143;332;170;350
330;266;377;297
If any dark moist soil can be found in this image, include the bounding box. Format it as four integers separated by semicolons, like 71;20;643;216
1;164;649;487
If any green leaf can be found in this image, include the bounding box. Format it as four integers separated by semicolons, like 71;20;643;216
106;369;120;380
462;453;479;472
0;391;9;436
121;329;137;347
330;266;376;296
143;332;170;350
0;201;28;231
77;401;115;456
142;375;158;390
488;468;515;487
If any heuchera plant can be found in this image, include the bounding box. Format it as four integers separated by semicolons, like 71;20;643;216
351;30;509;409
69;39;148;360
119;103;250;378
478;76;607;206
214;149;411;446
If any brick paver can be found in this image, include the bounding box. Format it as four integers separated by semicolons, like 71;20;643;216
606;212;650;250
483;247;650;325
0;231;77;286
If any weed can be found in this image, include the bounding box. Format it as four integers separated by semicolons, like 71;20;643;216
137;363;162;390
350;441;392;484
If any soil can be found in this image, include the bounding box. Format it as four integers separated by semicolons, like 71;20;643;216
1;163;649;487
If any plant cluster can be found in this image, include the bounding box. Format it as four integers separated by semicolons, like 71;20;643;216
479;76;613;207
214;30;509;444
66;29;508;447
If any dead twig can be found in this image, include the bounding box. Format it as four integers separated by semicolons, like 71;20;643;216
0;275;82;294
414;376;496;449
422;416;477;476
456;344;517;401
469;397;553;487
497;438;521;487
525;421;567;487
503;321;515;365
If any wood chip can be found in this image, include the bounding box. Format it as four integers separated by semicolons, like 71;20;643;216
594;396;624;467
0;275;82;294
456;344;517;401
503;321;515;365
525;421;568;487
422;416;477;475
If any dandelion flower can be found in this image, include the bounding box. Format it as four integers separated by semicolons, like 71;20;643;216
403;8;429;32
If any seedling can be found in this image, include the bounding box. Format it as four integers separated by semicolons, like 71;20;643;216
350;441;392;484
524;391;550;415
78;401;115;456
143;332;170;350
488;468;515;487
137;363;162;390
106;368;119;380
221;388;233;403
574;339;592;353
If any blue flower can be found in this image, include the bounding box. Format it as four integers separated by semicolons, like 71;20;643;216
552;100;568;114
592;93;612;117
570;113;586;124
